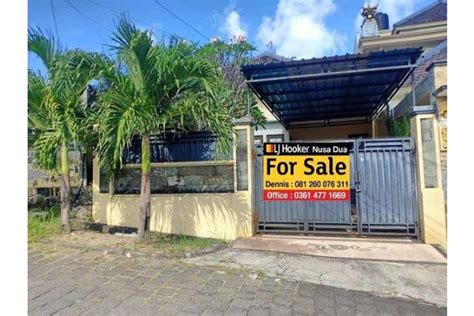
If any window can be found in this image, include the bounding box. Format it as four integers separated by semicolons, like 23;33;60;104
254;135;263;145
267;134;284;143
36;188;53;197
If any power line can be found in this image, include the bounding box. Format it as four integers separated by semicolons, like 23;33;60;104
64;0;110;42
153;0;210;41
85;0;183;39
64;0;112;55
49;0;59;39
84;0;189;42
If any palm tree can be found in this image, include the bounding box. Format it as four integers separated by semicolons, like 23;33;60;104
28;29;95;233
91;18;233;239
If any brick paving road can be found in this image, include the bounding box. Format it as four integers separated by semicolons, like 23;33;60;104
28;244;447;315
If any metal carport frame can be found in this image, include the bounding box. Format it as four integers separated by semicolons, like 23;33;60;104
242;48;422;128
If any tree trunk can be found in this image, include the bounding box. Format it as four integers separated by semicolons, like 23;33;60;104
138;135;151;240
60;142;71;233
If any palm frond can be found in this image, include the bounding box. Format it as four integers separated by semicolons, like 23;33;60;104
31;129;62;171
28;27;62;77
90;18;234;171
28;70;50;130
28;29;100;171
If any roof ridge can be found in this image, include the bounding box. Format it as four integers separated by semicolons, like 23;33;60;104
241;48;422;71
393;0;447;28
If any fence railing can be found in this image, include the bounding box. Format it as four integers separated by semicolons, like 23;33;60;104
122;131;232;164
99;131;235;194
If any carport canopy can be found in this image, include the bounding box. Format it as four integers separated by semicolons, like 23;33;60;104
241;48;422;128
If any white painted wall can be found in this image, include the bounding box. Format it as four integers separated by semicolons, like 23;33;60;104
255;99;289;143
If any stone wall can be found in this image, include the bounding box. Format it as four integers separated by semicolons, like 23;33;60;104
111;164;234;194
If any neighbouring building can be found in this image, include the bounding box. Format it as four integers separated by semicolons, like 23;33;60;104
91;1;448;250
28;85;96;199
356;0;447;210
28;151;82;198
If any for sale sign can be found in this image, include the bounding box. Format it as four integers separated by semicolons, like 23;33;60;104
263;143;350;201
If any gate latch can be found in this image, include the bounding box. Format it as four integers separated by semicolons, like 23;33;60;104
355;181;361;193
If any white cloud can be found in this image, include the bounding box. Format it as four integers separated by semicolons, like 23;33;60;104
378;0;416;26
137;22;163;44
221;9;247;40
354;0;418;32
256;0;345;59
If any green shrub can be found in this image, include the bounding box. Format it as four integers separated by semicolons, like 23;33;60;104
28;204;61;243
139;233;224;253
389;115;411;137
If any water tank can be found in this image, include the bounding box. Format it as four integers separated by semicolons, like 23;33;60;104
375;12;389;30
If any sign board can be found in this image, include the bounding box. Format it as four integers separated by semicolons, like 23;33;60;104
263;143;350;201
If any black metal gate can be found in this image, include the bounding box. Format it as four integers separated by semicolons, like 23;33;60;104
254;138;419;237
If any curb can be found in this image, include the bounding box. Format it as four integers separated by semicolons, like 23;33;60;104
36;235;228;260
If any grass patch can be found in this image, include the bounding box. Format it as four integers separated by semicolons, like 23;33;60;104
138;233;226;253
28;205;61;243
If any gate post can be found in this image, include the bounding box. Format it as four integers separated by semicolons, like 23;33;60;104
233;118;256;236
410;106;447;250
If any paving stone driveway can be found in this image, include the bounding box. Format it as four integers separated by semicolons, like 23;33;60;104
29;244;447;316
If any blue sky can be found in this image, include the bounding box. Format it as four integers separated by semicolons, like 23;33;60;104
29;0;432;72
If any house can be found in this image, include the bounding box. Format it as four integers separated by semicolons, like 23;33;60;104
241;0;447;249
355;0;447;204
28;152;82;199
91;1;447;250
252;0;447;144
